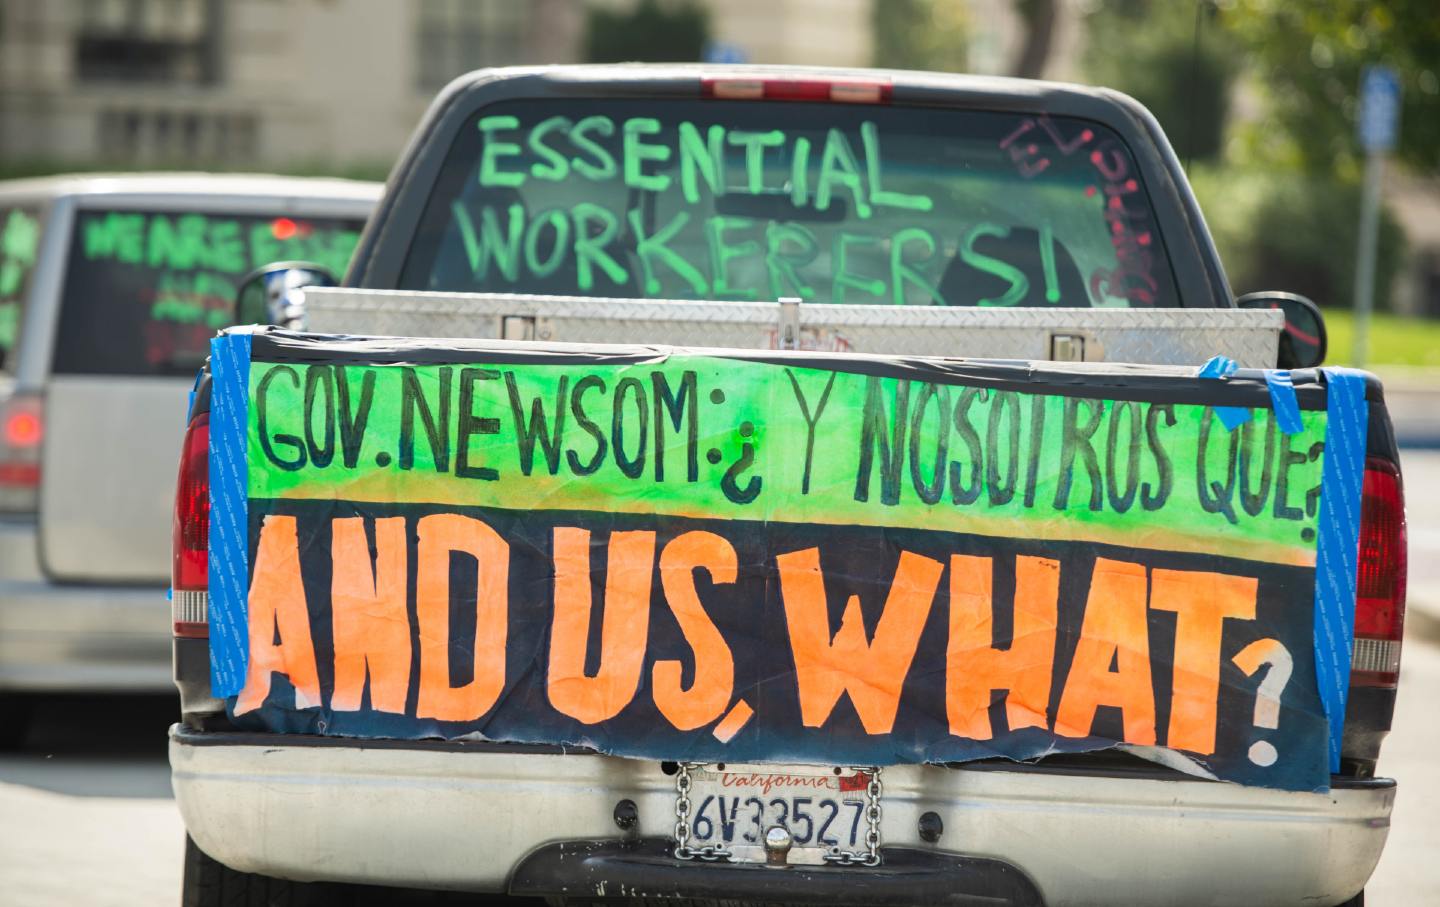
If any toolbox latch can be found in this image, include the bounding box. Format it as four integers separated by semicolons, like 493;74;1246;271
502;315;554;341
1050;333;1086;361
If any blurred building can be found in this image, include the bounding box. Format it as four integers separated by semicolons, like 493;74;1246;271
0;0;584;173
670;0;873;69
0;0;901;176
2;0;1090;176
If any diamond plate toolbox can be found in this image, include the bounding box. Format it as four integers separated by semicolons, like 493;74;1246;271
299;289;1283;368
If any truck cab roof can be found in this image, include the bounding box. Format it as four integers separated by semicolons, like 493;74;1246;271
352;63;1231;309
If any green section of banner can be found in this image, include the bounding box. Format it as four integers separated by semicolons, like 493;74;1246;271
246;357;1326;565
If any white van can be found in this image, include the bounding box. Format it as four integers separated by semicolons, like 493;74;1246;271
0;174;379;746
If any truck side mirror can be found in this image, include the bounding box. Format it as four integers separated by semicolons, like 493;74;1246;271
1236;291;1327;370
234;261;339;330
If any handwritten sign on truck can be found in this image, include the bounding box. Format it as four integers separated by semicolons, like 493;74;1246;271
201;329;1368;793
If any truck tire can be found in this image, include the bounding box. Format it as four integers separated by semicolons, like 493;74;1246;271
183;836;345;907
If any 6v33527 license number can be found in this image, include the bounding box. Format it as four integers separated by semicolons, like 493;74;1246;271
676;764;880;865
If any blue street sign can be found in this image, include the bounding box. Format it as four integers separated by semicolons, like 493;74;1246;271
703;41;748;65
1358;65;1401;153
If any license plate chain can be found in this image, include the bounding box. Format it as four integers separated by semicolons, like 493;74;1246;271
673;762;733;862
672;762;883;866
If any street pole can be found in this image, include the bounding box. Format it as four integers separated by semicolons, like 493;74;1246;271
1353;64;1400;369
1352;150;1383;368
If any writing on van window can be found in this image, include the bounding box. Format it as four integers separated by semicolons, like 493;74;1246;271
51;211;364;377
0;209;40;297
82;213;358;278
79;211;359;329
0;208;42;360
436;112;1161;307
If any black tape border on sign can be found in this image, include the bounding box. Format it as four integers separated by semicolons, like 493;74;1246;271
245;328;1330;410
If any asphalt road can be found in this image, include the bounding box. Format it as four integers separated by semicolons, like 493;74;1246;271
3;452;1440;907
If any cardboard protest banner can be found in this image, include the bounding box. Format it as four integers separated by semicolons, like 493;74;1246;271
206;329;1366;792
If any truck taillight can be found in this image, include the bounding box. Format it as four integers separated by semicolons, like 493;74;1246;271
172;411;209;638
1351;457;1406;688
0;393;42;514
702;75;892;104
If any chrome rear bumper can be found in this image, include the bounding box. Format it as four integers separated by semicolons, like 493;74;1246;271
170;727;1393;907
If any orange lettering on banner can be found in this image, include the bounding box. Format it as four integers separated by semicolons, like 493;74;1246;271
777;547;943;735
653;531;738;731
1054;557;1156;744
415;514;510;722
234;515;321;716
330;517;411;714
1150;569;1258;754
547;528;656;724
947;555;1059;739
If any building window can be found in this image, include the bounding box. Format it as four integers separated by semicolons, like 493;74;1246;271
97;108;256;164
75;0;221;84
416;0;527;92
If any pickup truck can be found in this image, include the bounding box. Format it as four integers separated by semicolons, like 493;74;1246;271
167;65;1405;907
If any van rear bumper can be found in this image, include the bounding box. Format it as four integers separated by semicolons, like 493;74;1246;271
170;726;1394;907
0;518;170;692
0;579;170;691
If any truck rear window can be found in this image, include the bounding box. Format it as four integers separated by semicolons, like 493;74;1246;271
399;99;1179;308
0;205;43;372
52;209;364;376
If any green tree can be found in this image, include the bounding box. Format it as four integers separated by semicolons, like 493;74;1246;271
1082;0;1238;163
584;0;709;64
1221;0;1440;176
871;0;969;73
1191;166;1406;309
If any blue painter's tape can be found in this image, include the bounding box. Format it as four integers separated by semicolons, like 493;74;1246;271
186;367;202;428
207;333;252;697
1197;355;1252;430
1196;354;1236;378
1313;368;1368;772
1265;370;1304;434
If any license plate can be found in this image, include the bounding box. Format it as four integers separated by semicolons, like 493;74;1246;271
678;763;876;865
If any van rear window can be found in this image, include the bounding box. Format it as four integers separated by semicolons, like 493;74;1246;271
399;99;1179;308
0;205;43;372
52;209;364;376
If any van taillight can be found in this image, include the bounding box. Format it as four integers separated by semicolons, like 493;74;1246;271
172;411;209;638
0;393;42;513
1351;457;1406;688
